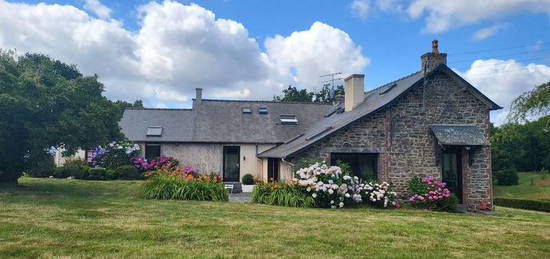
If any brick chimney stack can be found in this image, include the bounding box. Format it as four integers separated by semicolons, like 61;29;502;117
421;40;447;74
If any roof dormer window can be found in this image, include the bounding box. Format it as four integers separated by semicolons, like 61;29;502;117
146;126;163;136
258;107;269;114
242;107;252;114
280;114;298;125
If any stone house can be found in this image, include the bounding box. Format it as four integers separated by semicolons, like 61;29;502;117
120;41;501;211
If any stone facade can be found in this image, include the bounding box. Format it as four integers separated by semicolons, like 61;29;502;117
291;71;493;211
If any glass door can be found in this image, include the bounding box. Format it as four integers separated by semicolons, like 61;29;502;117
442;149;463;203
223;146;240;182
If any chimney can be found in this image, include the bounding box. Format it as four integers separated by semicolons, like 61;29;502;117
344;74;365;112
421;40;447;74
195;88;203;104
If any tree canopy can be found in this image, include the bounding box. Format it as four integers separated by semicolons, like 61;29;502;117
0;51;134;182
508;81;550;122
491;115;550;172
274;84;344;103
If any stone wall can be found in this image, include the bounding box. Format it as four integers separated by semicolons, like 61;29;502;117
291;71;493;211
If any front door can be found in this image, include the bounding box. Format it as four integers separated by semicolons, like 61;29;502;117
442;148;463;203
267;158;280;182
223;146;240;182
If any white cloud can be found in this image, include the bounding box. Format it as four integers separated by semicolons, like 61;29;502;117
84;0;111;19
0;0;369;105
458;59;550;125
350;0;370;20
471;23;508;40
265;22;369;91
407;0;550;33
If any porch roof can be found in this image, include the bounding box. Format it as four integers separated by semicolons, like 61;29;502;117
430;124;489;146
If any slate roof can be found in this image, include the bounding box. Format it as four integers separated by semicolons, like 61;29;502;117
119;100;334;143
120;109;194;142
258;64;501;158
430;124;489;146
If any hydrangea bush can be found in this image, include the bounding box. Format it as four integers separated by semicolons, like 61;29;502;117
407;176;457;211
255;161;399;209
131;155;179;172
91;141;141;169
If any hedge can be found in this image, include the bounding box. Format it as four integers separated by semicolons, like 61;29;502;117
494;198;550;212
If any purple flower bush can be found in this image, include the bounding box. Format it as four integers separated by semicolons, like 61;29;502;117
91;141;141;169
407;176;457;211
131;155;179;172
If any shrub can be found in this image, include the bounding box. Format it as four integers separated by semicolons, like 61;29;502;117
252;182;316;207
494;198;550;212
63;159;90;179
494;169;519;186
131;156;179;172
116;165;142;180
253;161;399;209
87;168;107;180
242;173;254;185
52;167;69;178
407;176;457;212
105;169;118;180
91;141;141;170
143;169;227;201
26;153;55;178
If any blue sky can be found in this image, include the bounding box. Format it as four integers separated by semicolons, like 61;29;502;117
2;0;550;124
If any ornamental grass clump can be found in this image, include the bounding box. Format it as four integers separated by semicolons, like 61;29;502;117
407;176;458;212
143;166;227;201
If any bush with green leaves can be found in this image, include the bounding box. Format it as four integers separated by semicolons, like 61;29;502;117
52;167;70;178
251;182;316;208
494;169;519;186
116;165;142;180
143;167;227;201
105;169;118;180
63;159;90;179
26;152;55;178
87;168;107;180
494;198;550;212
407;176;458;212
242;173;254;185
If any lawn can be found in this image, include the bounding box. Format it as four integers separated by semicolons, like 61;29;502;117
1;178;549;258
494;172;550;201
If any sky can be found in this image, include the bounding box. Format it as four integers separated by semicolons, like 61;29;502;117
0;0;549;125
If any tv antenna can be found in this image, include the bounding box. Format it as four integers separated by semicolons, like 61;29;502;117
320;72;343;88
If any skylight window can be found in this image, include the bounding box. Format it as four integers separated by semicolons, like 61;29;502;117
258;107;269;114
242;107;252;114
146;126;163;136
280;114;298;125
379;83;397;95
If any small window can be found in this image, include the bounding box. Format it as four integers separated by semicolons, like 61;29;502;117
242;107;252;114
146;126;163;136
379;83;397;95
258;107;269;114
145;144;161;160
280;114;298;125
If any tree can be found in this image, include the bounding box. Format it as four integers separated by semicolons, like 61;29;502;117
0;51;126;183
273;85;314;102
508;81;550;122
491;115;550;172
274;84;344;104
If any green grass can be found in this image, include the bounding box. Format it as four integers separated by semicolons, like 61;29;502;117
494;172;550;201
1;177;549;258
